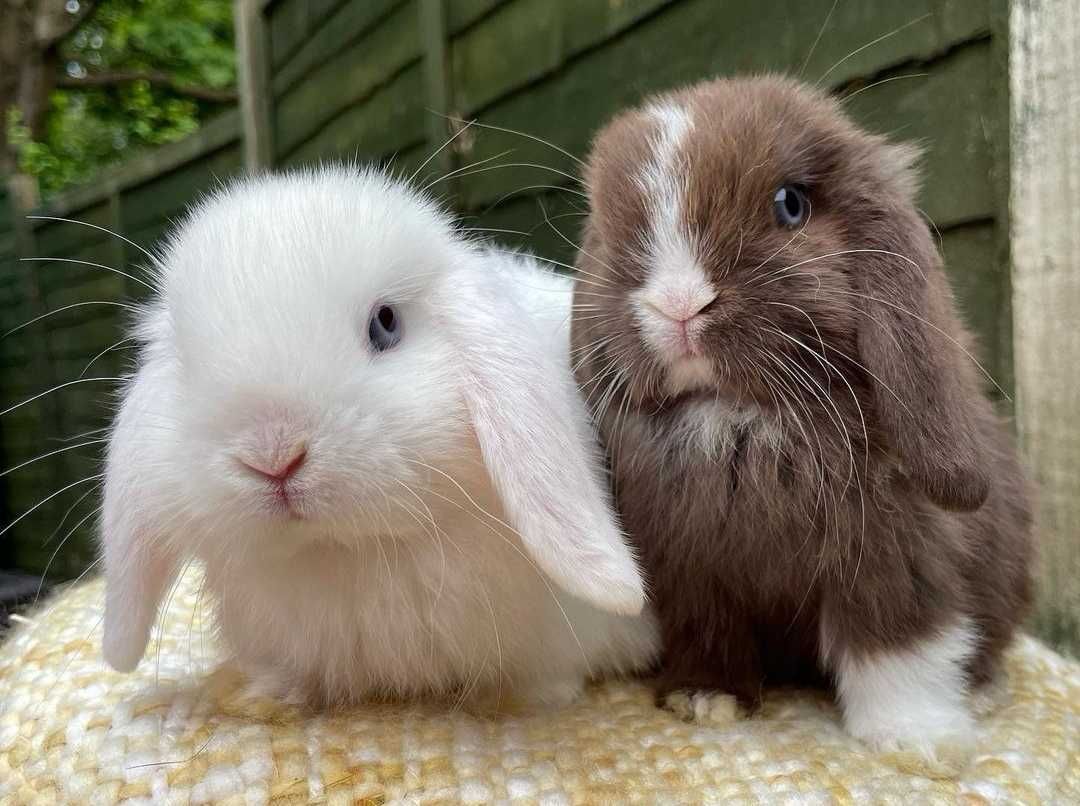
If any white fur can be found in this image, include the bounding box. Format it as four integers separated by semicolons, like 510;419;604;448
100;167;657;706
633;102;718;390
639;102;694;263
830;618;977;760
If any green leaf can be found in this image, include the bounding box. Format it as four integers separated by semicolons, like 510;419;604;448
16;0;236;197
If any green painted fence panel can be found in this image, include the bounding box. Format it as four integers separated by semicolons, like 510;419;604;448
0;115;243;579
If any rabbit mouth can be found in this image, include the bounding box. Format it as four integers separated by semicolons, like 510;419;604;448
246;477;310;522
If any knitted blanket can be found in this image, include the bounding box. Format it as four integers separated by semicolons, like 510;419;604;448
1;571;1077;805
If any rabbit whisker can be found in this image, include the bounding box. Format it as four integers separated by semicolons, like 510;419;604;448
48;426;111;443
459;226;529;237
27;215;159;265
0;474;103;539
840;73;929;104
763;325;871;589
437;114;586;169
41;482;100;548
3;301;139;339
80;338;136;378
0;439;106;479
0;377;123;418
836;287;1008;398
816;13;931;87
409;119;476;186
421;149;516;194
20;256;155;291
487;183;586;213
537;197;630;283
799;0;840;76
34;504;102;603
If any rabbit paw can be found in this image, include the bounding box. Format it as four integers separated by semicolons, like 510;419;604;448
835;623;979;775
846;714;975;777
662;689;742;725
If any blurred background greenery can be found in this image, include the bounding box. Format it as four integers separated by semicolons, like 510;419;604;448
4;0;236;197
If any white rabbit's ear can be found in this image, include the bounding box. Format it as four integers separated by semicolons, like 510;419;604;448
438;263;646;615
100;369;180;673
101;505;178;672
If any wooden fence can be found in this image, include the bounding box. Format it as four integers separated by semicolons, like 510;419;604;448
0;112;244;576
1;0;1076;652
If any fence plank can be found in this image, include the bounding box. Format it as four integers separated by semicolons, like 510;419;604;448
236;0;275;171
271;0;404;97
418;0;454;182
273;1;421;161
268;0;310;69
279;64;427;167
1010;0;1080;656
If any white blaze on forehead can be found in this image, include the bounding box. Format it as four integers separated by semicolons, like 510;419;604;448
639;102;694;259
635;103;716;319
632;102;718;395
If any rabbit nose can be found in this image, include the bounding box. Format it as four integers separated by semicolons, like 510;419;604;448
645;290;718;324
240;446;308;482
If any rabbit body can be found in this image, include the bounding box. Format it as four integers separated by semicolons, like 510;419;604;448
571;76;1034;758
101;168;656;708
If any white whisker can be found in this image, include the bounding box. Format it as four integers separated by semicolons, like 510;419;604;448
3;301;139;339
0;377;122;418
27;215;158;264
20;256;154;291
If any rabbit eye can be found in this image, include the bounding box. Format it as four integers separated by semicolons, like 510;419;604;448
368;304;401;352
773;184;809;228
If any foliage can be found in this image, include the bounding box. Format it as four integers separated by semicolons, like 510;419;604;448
12;0;236;196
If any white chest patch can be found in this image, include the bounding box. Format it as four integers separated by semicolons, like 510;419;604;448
669;398;765;460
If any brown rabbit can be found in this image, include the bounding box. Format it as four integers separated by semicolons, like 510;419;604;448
570;75;1034;760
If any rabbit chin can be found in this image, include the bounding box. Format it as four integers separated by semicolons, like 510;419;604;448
664;355;717;396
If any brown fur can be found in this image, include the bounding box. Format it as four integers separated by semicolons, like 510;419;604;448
571;76;1035;707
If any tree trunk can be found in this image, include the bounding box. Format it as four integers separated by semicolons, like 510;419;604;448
17;37;58;142
0;0;36;177
1;0;92;186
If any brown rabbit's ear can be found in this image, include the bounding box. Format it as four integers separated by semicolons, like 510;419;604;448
854;155;990;511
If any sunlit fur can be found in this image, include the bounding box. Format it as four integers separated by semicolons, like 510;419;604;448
101;167;656;708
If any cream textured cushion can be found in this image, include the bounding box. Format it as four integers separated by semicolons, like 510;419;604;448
1;571;1078;805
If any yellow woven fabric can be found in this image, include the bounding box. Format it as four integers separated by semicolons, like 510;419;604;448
1;572;1078;805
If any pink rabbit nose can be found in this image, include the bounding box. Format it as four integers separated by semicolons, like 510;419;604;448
241;447;308;482
647;291;718;324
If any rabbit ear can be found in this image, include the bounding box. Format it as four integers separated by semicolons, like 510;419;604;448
102;511;178;672
101;371;180;672
438;262;646;615
855;180;989;511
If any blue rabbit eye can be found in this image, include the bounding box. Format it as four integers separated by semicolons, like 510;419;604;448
368;305;401;352
773;185;809;228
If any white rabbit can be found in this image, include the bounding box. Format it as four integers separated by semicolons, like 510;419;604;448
100;166;657;708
